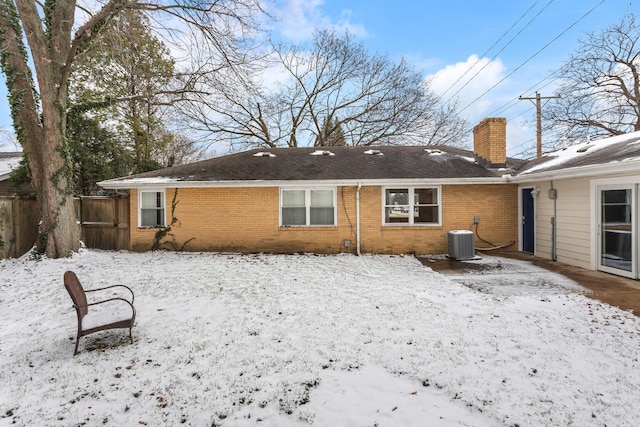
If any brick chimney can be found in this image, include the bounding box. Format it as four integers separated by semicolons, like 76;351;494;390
473;118;507;168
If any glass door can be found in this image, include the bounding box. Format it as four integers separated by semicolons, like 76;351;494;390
598;186;635;278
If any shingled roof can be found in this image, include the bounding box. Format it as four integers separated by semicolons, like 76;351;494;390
101;145;526;188
99;129;640;189
516;131;640;177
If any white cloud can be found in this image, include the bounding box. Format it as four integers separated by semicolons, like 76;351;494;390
428;55;506;120
273;0;368;42
426;55;542;158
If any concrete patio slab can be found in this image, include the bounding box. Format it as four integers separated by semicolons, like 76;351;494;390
419;251;640;315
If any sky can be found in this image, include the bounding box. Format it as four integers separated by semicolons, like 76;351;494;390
1;0;638;157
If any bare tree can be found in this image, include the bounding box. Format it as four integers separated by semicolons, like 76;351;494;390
183;30;468;149
544;13;640;143
0;0;264;258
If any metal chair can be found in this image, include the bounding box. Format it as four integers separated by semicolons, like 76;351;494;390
63;271;136;355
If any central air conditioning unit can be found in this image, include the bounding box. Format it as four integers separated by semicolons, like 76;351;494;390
447;230;476;260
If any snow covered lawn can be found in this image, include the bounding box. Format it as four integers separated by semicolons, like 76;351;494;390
1;250;639;426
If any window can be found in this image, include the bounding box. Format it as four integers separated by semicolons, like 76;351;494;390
139;190;165;227
384;186;440;225
281;188;336;226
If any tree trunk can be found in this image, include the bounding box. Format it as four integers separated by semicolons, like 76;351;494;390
0;0;79;258
39;96;80;258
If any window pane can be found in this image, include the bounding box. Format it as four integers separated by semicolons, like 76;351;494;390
141;191;161;208
141;208;164;227
311;190;333;207
140;191;164;227
386;189;408;205
603;205;631;224
601;189;632;271
603;189;630;204
283;190;305;207
415;188;437;205
282;188;335;226
311;207;334;225
282;207;306;225
385;207;409;223
414;206;438;223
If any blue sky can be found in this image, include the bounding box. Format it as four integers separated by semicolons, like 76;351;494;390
1;0;638;156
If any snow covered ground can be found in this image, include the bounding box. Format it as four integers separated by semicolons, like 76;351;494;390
1;250;639;426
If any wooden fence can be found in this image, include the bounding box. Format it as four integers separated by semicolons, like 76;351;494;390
0;196;129;259
80;196;130;251
0;197;39;259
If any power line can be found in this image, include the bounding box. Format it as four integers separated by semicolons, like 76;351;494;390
519;92;560;158
509;137;536;153
507;106;535;122
457;0;605;114
443;0;555;105
439;0;545;100
477;71;559;120
488;99;521;117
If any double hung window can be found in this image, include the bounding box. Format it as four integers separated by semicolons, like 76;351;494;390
281;189;336;226
384;187;440;225
139;190;165;227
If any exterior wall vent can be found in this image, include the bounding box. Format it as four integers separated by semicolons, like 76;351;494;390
447;230;476;260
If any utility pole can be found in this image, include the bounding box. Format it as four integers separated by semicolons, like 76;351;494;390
519;92;560;158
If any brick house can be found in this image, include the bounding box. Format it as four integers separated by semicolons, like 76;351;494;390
100;119;523;254
100;117;640;278
100;118;524;255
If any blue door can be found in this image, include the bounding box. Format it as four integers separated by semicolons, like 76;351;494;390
522;188;535;253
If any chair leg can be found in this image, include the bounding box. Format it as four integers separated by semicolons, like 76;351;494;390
73;335;80;356
128;328;133;344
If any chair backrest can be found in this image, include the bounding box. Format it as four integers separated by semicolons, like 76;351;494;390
64;271;88;318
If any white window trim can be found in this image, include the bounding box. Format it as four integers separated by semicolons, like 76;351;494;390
138;188;167;228
382;185;442;226
590;176;640;273
279;187;338;227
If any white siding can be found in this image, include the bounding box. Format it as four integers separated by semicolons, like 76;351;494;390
522;178;592;270
555;178;591;269
533;181;554;260
522;170;640;273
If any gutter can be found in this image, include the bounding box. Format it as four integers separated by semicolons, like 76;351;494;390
98;176;511;190
356;182;362;256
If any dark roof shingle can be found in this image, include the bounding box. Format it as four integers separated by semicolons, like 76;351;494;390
106;146;522;184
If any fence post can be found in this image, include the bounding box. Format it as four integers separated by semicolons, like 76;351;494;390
0;198;13;258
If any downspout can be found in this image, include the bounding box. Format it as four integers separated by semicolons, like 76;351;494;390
550;180;557;261
356;182;362;256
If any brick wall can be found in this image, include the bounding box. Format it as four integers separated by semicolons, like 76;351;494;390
473;118;507;167
129;184;518;254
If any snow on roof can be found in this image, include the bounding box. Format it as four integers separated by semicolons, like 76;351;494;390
519;131;640;175
0;152;22;179
310;149;335;156
99;146;509;189
114;176;179;185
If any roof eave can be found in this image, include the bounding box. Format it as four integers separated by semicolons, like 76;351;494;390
99;176;512;189
512;159;640;182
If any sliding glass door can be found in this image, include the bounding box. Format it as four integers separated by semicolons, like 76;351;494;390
598;186;636;278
